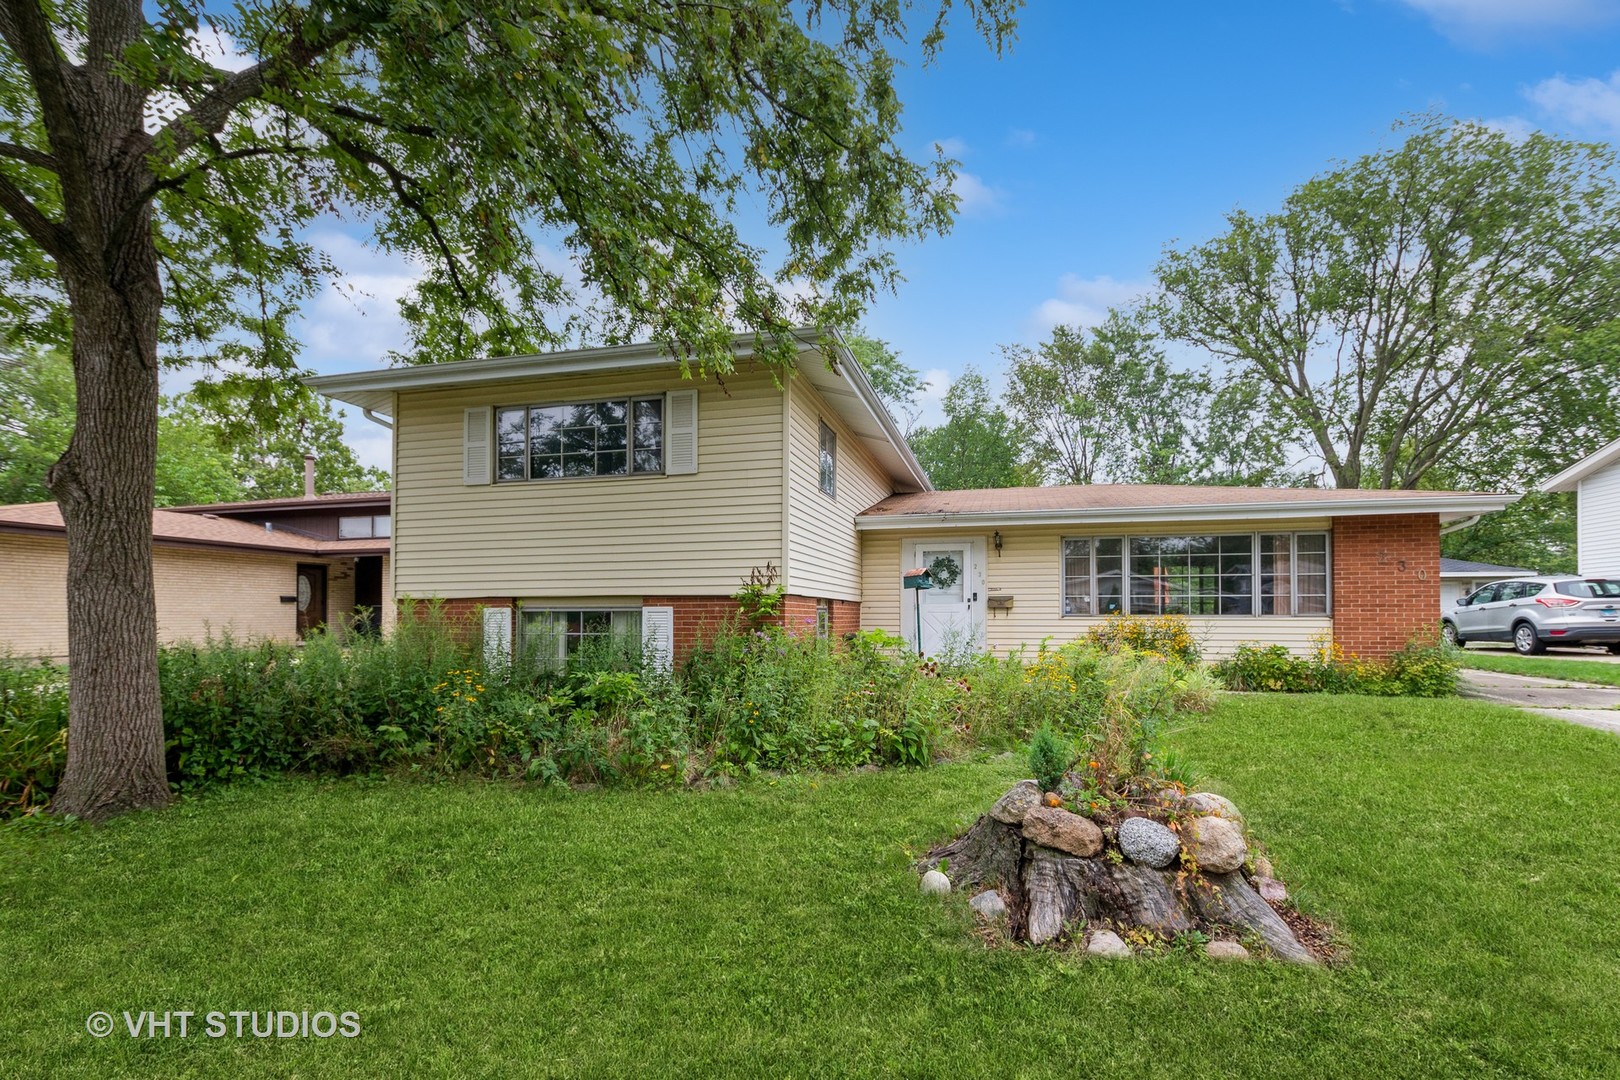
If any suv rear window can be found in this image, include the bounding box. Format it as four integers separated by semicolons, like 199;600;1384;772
1555;580;1620;598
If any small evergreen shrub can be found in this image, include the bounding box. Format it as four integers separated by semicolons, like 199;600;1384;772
1028;725;1069;793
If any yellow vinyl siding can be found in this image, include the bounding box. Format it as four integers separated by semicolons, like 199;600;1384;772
860;521;1334;658
392;364;785;598
784;376;893;601
0;534;322;661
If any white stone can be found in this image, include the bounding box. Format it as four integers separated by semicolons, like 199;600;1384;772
1184;791;1243;824
969;889;1007;920
920;869;951;896
1206;940;1251;961
1086;930;1132;958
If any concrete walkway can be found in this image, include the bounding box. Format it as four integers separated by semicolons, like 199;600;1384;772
1459;668;1620;735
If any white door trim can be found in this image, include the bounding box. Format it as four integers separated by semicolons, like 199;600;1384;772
903;535;987;656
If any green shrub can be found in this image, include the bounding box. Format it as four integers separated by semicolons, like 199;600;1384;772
1085;613;1201;665
1213;636;1458;697
0;658;68;817
1028;725;1069;792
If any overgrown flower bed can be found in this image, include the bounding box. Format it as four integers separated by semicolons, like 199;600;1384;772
1;614;1220;819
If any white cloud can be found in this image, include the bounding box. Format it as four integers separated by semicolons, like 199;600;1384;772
951;171;1004;216
1396;0;1619;44
911;367;953;430
1525;70;1620;136
191;25;256;73
1029;274;1152;334
301;232;427;368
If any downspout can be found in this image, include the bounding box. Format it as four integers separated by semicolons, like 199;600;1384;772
362;408;394;430
1439;515;1481;536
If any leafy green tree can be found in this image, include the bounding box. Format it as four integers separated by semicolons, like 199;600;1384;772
844;330;923;429
1003;311;1213;486
1;350;375;505
174;377;388;498
0;347;74;504
1155;115;1620;493
1440;493;1576;576
908;367;1032;489
0;0;1017;818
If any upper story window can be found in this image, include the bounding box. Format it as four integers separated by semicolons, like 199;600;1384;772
1063;532;1329;617
818;419;837;498
338;514;391;539
495;398;663;481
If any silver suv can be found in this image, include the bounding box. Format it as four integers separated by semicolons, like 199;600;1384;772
1443;576;1620;655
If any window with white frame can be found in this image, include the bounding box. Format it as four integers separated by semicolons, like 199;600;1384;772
495;398;663;481
818;420;836;498
1062;533;1329;617
519;609;643;666
337;514;391;539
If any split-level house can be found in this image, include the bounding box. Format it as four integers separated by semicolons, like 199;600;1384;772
307;331;1515;669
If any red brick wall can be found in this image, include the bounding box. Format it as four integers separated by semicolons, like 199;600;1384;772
641;595;745;661
1331;514;1441;658
398;596;515;650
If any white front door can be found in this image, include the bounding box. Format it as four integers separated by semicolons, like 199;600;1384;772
908;539;985;657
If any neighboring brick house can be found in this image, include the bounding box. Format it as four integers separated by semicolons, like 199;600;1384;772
0;482;391;662
308;330;1516;666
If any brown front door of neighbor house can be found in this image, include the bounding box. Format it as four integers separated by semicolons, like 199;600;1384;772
296;563;327;640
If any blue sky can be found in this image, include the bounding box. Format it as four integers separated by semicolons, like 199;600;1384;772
269;0;1620;470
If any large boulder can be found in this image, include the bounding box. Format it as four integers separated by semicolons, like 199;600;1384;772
1021;806;1104;858
1183;791;1243;824
1117;816;1181;869
1183;815;1247;873
988;780;1042;825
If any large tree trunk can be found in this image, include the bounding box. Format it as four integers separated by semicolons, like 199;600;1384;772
43;9;171;819
48;245;169;820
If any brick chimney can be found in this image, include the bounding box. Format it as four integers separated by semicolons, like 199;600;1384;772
303;454;316;499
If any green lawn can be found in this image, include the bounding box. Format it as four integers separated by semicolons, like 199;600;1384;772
1457;648;1620;687
5;694;1620;1078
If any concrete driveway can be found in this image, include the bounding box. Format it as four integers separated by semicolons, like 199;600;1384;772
1460;668;1620;735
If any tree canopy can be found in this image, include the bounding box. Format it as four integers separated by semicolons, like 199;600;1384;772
908;367;1032;489
1155;115;1620;493
0;0;1018;819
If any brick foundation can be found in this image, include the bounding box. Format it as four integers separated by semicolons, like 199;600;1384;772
398;596;515;649
1330;514;1441;658
404;594;862;664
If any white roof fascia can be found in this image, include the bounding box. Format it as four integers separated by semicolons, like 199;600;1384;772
854;493;1520;530
1540;436;1620;493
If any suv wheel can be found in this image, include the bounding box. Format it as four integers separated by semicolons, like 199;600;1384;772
1441;621;1464;648
1513;622;1546;656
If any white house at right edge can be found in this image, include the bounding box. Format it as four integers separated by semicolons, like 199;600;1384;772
1542;437;1620;578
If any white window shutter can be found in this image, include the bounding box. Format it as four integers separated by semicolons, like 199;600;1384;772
463;407;492;485
482;606;512;667
664;389;698;475
641;605;674;673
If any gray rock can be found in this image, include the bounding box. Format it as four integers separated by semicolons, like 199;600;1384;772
1254;875;1287;903
1183;814;1248;873
1206;940;1251;961
1086;930;1131;958
969;889;1007;920
1117;816;1181;869
1183;791;1243;824
920;869;951;896
1022;805;1105;858
988;780;1042;825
